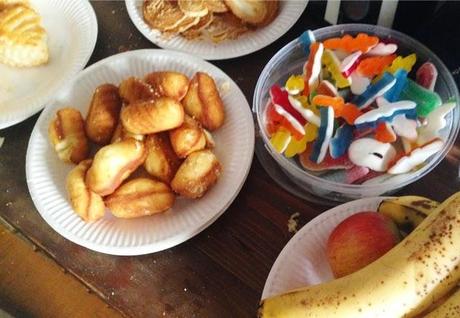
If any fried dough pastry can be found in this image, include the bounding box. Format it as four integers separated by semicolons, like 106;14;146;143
86;138;146;196
143;0;200;33
48;108;89;164
178;0;209;17
106;178;175;218
0;3;48;67
223;0;278;26
85;84;122;145
119;77;156;104
66;159;105;222
171;149;222;198
202;11;248;42
111;120;144;144
144;133;182;184
203;128;215;148
144;71;189;101
169;115;206;158
204;0;228;13
182;72;225;131
121;97;184;135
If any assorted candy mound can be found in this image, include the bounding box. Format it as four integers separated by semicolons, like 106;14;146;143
265;30;456;184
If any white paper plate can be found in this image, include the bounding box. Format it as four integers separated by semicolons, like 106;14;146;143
0;0;97;129
125;0;308;60
26;49;255;255
261;197;389;300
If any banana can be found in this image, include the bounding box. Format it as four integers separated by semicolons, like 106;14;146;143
425;287;460;317
378;196;440;233
258;193;460;318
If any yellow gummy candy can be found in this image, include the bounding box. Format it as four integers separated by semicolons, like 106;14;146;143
285;75;305;95
386;53;417;74
322;49;351;89
284;124;318;158
270;129;291;153
292;95;309;108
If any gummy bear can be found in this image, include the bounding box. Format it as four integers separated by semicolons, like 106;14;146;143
303;42;324;96
399;79;442;117
285;75;305;95
284;123;318;158
375;122;397;143
270;129;291;153
323;33;379;53
322;49;351;89
416;62;438;91
357;54;396;77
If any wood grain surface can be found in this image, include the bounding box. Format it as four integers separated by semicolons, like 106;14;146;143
0;1;459;317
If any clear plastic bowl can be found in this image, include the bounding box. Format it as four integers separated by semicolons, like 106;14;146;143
253;24;460;202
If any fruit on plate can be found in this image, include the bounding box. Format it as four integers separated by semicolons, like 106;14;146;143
66;160;105;222
85;84;123;145
326;211;401;278
86;138;146;196
378;196;440;234
169;115;207;158
258;192;460;318
48;107;89;164
105;178;175;218
424;287;460;317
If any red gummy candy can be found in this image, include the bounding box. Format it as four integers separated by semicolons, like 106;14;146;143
345;166;370;184
357;54;396;77
299;143;354;171
323;33;379;53
317;80;338;97
266;102;304;140
270;85;306;125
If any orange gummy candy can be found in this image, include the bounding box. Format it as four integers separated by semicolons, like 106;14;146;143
341;103;362;125
323;33;379;53
375;122;397;143
357;54;396;77
312;95;344;117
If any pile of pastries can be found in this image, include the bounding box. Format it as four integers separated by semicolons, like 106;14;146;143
0;0;49;67
143;0;279;42
48;71;225;222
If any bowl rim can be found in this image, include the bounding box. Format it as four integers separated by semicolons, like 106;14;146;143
253;23;460;193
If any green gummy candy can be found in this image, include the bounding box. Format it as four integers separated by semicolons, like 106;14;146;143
400;79;442;117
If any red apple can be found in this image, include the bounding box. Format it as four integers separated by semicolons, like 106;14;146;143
326;211;401;278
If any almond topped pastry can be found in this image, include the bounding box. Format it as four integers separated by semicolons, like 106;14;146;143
0;3;49;67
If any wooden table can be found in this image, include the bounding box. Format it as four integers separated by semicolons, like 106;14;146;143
1;1;460;317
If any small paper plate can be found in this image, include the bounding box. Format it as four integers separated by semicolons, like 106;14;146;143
0;0;98;129
26;49;254;255
261;197;388;299
125;0;308;60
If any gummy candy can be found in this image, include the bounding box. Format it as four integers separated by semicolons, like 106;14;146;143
375;122;396;143
270;129;291;153
341;103;362;125
284;123;317;158
350;73;370;95
299;30;315;55
357;54;396;77
317;80;338;97
383;69;408;102
303;42;324;96
273;104;305;139
384;54;417;75
417;102;455;145
322;49;351;89
340;51;362;77
348;138;397;172
299;144;354;171
265;101;283;135
392;114;418;141
285;75;305;95
388;139;443;174
323;33;378;53
270;85;307;125
401;137;417;154
320;166;370;184
352;72;396;109
312;95;344;117
330;124;353;159
416;62;438;91
310;106;334;163
367;43;397;56
354;97;416;127
288;95;321;126
399;79;442;117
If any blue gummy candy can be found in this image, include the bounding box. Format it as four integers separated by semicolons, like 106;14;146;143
384;69;408;102
352;72;396;109
310;107;334;164
330;124;353;159
299;30;316;55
